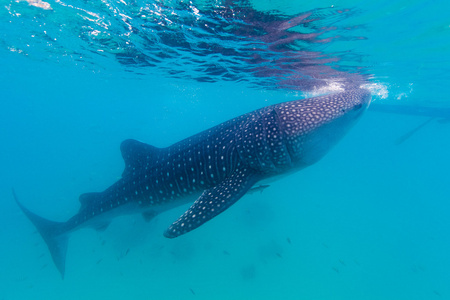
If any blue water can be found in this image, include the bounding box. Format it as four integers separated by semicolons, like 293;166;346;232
1;0;450;299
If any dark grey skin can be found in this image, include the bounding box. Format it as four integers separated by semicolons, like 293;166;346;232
15;88;371;278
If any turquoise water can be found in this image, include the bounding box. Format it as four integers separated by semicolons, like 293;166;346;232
1;0;449;299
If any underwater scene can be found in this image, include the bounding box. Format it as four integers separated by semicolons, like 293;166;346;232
1;0;449;299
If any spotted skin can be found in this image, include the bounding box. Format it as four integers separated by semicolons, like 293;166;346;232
165;166;259;237
15;88;371;278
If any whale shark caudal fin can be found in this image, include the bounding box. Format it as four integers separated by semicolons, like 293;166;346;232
164;167;260;238
13;190;68;279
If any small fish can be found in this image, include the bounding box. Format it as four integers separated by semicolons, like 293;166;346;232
286;237;291;245
40;263;48;270
275;253;282;258
247;185;270;195
189;288;196;296
433;290;441;297
332;267;339;273
223;250;230;256
37;253;45;259
117;248;130;261
96;259;102;265
339;259;346;266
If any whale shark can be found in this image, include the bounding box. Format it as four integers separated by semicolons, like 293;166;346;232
15;88;371;278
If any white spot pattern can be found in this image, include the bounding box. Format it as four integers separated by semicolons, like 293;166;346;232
71;89;370;235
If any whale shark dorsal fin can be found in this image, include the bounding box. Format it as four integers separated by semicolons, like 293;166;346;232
120;139;164;178
164;167;260;238
79;192;101;212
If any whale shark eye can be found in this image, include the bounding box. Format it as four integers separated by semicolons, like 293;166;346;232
353;103;363;110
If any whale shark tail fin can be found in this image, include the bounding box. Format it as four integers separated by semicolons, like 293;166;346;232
13;190;68;279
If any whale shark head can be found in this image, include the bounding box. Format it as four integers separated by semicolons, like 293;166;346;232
282;88;371;166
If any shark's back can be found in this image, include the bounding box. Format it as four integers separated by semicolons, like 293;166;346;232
121;105;277;185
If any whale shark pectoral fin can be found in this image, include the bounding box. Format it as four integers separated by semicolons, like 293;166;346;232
164;167;260;238
120;139;164;178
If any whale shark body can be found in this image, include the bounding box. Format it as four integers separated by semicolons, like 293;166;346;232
15;88;371;278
